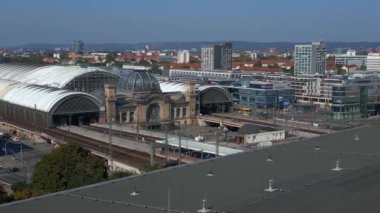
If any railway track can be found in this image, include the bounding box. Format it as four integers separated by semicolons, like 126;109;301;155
210;114;330;135
44;128;166;169
88;125;163;143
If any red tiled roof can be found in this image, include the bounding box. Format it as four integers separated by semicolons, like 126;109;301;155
346;64;358;69
160;63;201;70
240;67;283;73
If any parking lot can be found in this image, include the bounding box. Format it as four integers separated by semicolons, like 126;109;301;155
0;137;53;187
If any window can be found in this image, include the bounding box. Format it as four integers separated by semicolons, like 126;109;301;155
176;108;181;118
129;111;134;122
182;108;187;117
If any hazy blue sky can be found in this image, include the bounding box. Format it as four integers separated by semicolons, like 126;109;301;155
0;0;379;46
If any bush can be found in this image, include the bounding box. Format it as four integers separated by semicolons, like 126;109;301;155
109;171;134;180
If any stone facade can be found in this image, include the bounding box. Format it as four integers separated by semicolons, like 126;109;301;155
103;77;197;128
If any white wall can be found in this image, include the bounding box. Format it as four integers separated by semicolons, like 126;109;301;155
244;130;285;144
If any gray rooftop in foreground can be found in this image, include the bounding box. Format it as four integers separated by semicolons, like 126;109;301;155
2;125;380;212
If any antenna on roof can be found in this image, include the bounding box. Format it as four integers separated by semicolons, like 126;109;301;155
331;159;343;171
197;199;211;213
354;135;360;141
130;186;140;196
264;179;277;192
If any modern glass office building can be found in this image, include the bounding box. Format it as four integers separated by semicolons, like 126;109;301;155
223;81;295;109
332;79;380;120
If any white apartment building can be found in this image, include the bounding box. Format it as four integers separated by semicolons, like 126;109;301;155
177;50;190;63
367;53;380;71
294;41;326;76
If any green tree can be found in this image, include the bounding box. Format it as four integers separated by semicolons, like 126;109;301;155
109;171;134;180
336;64;345;75
106;52;118;63
254;60;262;67
149;62;162;75
143;163;162;172
268;64;279;68
31;144;107;193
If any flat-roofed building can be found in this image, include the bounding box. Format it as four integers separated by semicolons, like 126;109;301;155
335;50;367;67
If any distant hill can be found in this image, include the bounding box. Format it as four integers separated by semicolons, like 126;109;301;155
9;41;380;52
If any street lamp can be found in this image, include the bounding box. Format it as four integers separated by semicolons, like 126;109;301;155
3;140;11;156
108;117;115;170
19;141;23;167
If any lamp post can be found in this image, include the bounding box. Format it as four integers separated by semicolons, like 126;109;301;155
108;117;114;170
20;141;23;167
26;166;30;184
3;141;11;156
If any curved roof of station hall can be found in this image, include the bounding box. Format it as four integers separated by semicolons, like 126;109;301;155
0;79;99;113
159;81;188;93
0;64;113;89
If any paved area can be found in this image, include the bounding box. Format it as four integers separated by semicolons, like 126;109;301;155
0;140;52;186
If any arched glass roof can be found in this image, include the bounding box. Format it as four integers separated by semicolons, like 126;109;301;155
198;85;234;104
0;64;114;89
0;80;99;113
159;81;187;93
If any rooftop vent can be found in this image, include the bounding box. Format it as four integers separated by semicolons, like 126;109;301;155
266;154;273;162
315;144;321;151
130;186;140;196
331;159;343;171
197;199;211;213
206;169;215;177
264;179;277;192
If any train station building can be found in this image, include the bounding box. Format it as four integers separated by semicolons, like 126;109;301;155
0;64;234;129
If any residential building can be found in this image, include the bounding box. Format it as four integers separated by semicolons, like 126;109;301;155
335;50;367;67
201;42;232;70
290;75;343;108
201;44;218;70
294;41;326;75
177;50;190;63
220;42;232;70
250;52;258;60
367;53;380;71
72;40;84;54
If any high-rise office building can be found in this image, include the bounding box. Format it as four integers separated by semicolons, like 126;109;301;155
367;53;380;71
177;50;190;63
294;41;326;76
72;40;84;54
201;42;232;70
220;42;232;70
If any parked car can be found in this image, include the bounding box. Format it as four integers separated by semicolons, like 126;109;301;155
0;132;11;140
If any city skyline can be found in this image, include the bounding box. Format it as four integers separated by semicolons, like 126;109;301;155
1;0;380;46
